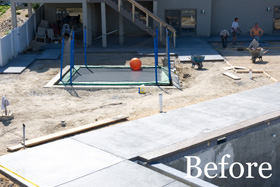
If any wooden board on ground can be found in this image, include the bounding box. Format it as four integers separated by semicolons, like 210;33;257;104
223;72;241;80
224;66;247;70
235;70;263;73
263;71;278;82
7;115;128;152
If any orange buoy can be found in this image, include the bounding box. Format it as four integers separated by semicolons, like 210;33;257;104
130;58;142;71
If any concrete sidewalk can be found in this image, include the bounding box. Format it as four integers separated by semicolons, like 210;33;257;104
0;83;280;186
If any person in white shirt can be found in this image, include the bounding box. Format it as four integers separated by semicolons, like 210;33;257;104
231;17;241;45
220;29;230;48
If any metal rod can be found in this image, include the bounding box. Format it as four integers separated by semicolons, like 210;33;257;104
60;38;64;81
23;124;25;147
159;93;163;113
167;35;172;83
84;26;87;66
154;29;158;85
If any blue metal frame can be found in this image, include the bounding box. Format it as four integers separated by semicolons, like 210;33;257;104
84;26;87;66
70;31;75;85
154;29;159;85
60;38;65;81
167;35;171;82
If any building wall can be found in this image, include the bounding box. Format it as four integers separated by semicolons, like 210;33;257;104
157;0;212;37
211;0;277;35
44;3;82;25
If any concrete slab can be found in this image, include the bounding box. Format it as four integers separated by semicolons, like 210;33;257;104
36;49;61;60
72;108;240;159
0;54;38;74
58;160;182;187
0;138;123;187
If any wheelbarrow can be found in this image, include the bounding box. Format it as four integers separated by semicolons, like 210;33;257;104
191;55;205;69
248;39;268;63
249;48;268;63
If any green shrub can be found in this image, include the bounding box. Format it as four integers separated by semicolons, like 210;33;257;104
16;7;21;10
16;11;20;15
25;14;28;17
0;5;10;16
32;3;40;11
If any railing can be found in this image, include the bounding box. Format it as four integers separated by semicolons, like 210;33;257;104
0;5;44;67
115;0;176;47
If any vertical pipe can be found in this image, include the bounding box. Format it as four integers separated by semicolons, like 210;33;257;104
167;35;172;83
84;26;87;66
132;4;135;22
159;93;163;113
70;32;74;85
23;124;25;147
154;29;158;85
72;31;75;68
60;38;65;81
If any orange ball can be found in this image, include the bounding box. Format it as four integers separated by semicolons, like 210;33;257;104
130;58;142;71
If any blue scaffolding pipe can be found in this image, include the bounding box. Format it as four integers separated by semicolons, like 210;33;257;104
154;29;159;85
70;31;75;85
84;26;87;66
60;38;65;81
167;35;172;83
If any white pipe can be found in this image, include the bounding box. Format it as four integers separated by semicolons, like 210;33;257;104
159;93;163;113
23;124;25;147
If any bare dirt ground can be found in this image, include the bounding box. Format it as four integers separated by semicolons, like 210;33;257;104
0;41;279;186
0;5;28;38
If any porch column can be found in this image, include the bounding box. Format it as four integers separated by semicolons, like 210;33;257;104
153;0;158;28
28;3;32;17
82;2;88;45
101;2;107;48
119;14;124;45
87;3;92;45
11;2;17;28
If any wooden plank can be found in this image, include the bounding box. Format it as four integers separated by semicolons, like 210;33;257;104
233;66;247;70
7;115;128;151
263;71;278;82
223;66;234;70
7;144;24;152
222;72;241;80
235;70;263;73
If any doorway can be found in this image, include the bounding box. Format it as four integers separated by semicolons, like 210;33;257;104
165;9;196;36
274;6;280;32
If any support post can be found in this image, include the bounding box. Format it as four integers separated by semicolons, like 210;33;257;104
84;26;87;66
154;29;158;85
118;0;121;12
101;2;107;48
23;124;26;148
60;38;64;81
132;4;135;22
146;13;148;29
173;31;176;48
159;23;162;41
27;3;32;18
11;2;17;28
119;14;124;45
82;2;88;46
153;0;157;28
167;34;172;83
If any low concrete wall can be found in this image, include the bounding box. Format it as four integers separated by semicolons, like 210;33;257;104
167;118;280;187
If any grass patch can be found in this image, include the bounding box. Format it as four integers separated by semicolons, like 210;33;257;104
0;5;10;16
